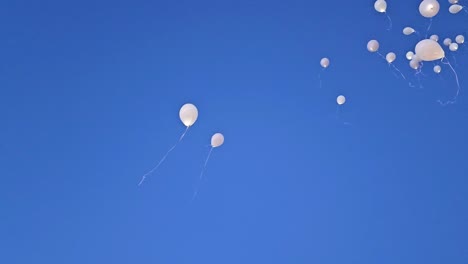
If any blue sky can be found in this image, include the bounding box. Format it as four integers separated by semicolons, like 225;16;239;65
1;0;468;263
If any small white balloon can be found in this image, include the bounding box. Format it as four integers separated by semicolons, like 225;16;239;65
412;54;422;62
410;59;420;69
211;133;224;148
449;0;459;4
443;38;452;46
455;35;465;44
367;40;379;52
419;0;441;18
337;95;346;105
449;42;459;51
179;103;198;127
320;57;330;68
386;52;396;63
433;65;441;73
406;51;414;60
403;27;415;35
449;4;463;14
374;0;387;12
430;34;439;41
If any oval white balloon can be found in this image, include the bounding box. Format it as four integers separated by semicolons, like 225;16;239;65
406;51;414;60
419;0;440;18
386;52;396;63
449;42;459;51
443;38;452;46
337;95;346;105
403;27;415;35
374;0;387;12
179;103;198;127
320;57;330;68
449;4;463;14
455;35;465;44
433;65;441;73
211;133;224;148
367;40;379;52
414;39;445;61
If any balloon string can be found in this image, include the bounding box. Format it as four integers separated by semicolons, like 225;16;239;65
376;51;386;60
318;68;325;89
385;12;392;31
390;63;407;80
425;18;433;38
438;58;460;105
138;126;190;186
191;147;214;202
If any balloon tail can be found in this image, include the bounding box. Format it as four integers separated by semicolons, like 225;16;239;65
438;58;460;105
425;18;433;38
385;13;392;31
376;51;386;61
191;147;214;202
318;68;325;89
138;126;190;186
389;63;407;80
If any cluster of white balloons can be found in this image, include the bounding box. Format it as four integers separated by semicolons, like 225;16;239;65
369;0;466;104
139;103;224;190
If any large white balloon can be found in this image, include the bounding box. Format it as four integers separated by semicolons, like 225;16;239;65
449;42;459;51
320;57;330;68
374;0;387;12
367;40;379;52
337;95;346;105
449;4;463;14
430;34;439;41
386;52;396;63
403;27;415;35
211;133;224;148
179;103;198;127
455;35;465;44
406;51;414;60
443;38;452;46
433;65;441;73
419;0;440;18
414;39;445;61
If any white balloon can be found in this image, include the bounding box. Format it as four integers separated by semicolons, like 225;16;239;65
419;0;440;18
211;133;224;148
320;57;330;68
455;35;465;44
374;0;387;12
412;54;422;62
410;59;420;69
386;52;396;63
443;38;452;46
179;103;198;127
337;95;346;105
367;40;379;52
433;65;441;73
415;39;445;61
406;51;414;60
449;4;463;14
449;42;459;51
430;34;439;41
403;27;415;35
449;0;459;4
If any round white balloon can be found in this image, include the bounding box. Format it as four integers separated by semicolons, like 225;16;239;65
430;34;439;41
443;38;452;46
367;40;379;52
337;95;346;105
433;65;441;73
320;57;330;68
419;0;440;18
406;51;414;60
386;52;396;63
179;103;198;127
374;0;387;12
449;42;459;51
455;35;465;44
211;133;224;148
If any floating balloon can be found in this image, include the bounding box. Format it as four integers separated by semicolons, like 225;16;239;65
211;133;224;148
337;95;346;105
449;4;463;14
386;52;396;63
449;42;459;51
415;39;445;61
179;103;198;127
410;59;420;70
412;54;422;62
455;35;465;44
449;0;459;4
320;57;330;68
403;27;415;35
374;0;387;12
192;132;225;201
406;51;414;60
419;0;440;18
443;38;452;46
434;65;441;73
139;103;199;186
367;40;379;52
430;34;439;41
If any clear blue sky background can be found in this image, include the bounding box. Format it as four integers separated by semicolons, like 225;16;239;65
1;0;468;263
